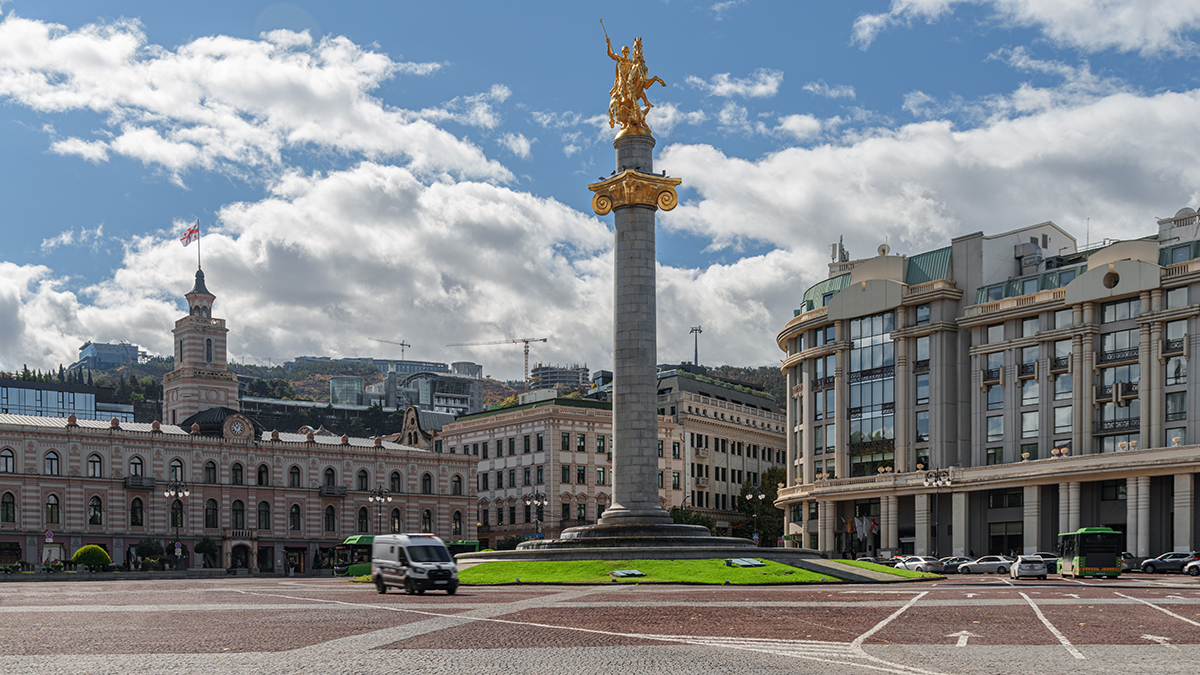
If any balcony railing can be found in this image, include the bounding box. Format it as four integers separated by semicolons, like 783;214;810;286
1125;381;1140;396
983;368;1001;382
913;359;930;373
1095;417;1140;434
1098;347;1139;364
812;376;835;390
847;402;894;420
694;476;710;488
848;438;895;455
1051;356;1069;371
123;476;156;490
318;485;348;498
1164;338;1185;354
1018;362;1036;377
224;529;255;539
848;365;894;383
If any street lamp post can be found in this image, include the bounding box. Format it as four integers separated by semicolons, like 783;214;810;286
163;479;189;569
368;486;392;534
523;492;547;537
922;466;951;558
752;488;766;547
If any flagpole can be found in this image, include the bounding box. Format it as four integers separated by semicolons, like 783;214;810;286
196;219;201;270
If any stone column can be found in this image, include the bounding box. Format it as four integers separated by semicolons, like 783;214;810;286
1067;481;1081;533
1136;475;1150;557
1023;485;1041;554
1174;473;1194;552
1139;294;1152;445
1058;483;1070;536
914;493;930;556
886;495;899;554
599;134;669;526
1125;476;1139;554
1149;290;1163;448
894;308;908;472
833;322;848;479
951;491;967;557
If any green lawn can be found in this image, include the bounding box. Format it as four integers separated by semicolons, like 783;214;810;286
832;559;940;579
458;558;840;584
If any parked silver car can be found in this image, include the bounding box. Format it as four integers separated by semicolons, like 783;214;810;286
1032;551;1060;574
1184;560;1200;576
1010;555;1048;580
1141;551;1200;574
957;555;1015;574
894;556;944;573
939;556;971;573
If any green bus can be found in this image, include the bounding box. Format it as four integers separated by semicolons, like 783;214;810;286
1058;527;1123;579
332;535;374;577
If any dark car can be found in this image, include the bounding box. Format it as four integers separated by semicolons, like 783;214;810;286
1121;552;1145;572
1033;551;1060;574
939;556;971;573
1141;551;1199;574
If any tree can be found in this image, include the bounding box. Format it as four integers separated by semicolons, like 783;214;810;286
735;466;787;546
71;544;112;571
135;537;164;559
195;536;220;568
495;536;523;551
669;505;715;533
496;394;520;409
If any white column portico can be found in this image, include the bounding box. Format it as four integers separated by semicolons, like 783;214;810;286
1174;473;1194;552
914;493;930;556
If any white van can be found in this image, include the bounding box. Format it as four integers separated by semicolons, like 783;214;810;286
371;534;458;595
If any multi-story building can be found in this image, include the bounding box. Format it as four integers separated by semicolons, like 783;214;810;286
71;341;144;371
0;379;134;422
0;269;474;572
776;211;1200;560
438;397;687;548
529;363;590;390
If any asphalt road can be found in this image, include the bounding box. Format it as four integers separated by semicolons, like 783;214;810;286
2;573;1200;674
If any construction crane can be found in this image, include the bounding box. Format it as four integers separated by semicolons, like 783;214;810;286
369;337;411;359
446;337;548;391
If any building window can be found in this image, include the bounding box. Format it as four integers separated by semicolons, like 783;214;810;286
1167;427;1187;446
453;511;463;537
481;442;488;459
422;510;432;533
0;448;12;473
1020;443;1038;460
204;461;217;484
86;454;102;478
536;465;544;484
1021;345;1039;368
231;463;244;485
846;311;896;468
421;473;433;494
1;492;14;523
1022;316;1039;337
205;338;212;362
657;440;664;457
357;507;368;533
391;508;401;533
672;441;681;459
170;459;183;481
1054;373;1073;400
1021;411;1038;438
915;411;929;443
1167;391;1187;422
1102;298;1141;323
1098;432;1140;454
171;499;183;528
256;501;270;530
479;473;488;491
1022;379;1039;406
1167;286;1188;309
597;435;606;454
508;438;516;456
524;435;531;453
289;466;302;488
577;504;587;521
1054;406;1072;434
231;501;245;529
986;384;1003;410
1167;356;1187;386
1100;329;1140;356
324;506;336;532
89;496;103;526
576;466;586;485
204;499;218;529
1055;308;1073;329
324;468;336;486
131;497;145;527
496;506;504;525
915;335;930;363
987;324;1004;343
495;471;503;489
290;504;301;531
357;470;369;491
987;416;1003;442
915;373;929;405
45;495;61;524
45;451;59;476
596;466;606;486
562;432;570;452
452;475;463;495
129;456;143;477
988;488;1023;509
1101;479;1127;501
672;471;681;489
577;434;586;452
536;433;543;452
562;465;570;484
915;304;930;325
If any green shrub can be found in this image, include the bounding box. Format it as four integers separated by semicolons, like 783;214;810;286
495;536;523;551
135;538;164;559
72;545;112;570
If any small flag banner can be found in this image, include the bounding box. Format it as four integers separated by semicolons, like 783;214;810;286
180;222;199;247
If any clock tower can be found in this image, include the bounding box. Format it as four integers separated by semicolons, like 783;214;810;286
162;268;240;425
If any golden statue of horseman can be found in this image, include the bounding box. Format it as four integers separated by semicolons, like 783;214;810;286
605;28;666;138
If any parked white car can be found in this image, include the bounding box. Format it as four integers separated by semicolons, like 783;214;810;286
894;556;945;573
957;555;1015;575
1010;555;1048;580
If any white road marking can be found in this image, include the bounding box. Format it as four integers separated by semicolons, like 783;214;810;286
1059;593;1081;599
1141;634;1176;648
945;630;977;647
1020;592;1085;660
1115;592;1200;627
965;593;979;598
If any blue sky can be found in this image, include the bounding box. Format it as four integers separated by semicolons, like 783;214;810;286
3;1;1200;380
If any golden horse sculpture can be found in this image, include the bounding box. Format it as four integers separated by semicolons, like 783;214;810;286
607;35;666;138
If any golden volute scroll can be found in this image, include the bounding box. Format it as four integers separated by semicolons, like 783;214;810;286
587;170;682;216
606;34;665;138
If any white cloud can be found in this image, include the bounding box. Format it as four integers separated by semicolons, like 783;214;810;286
710;0;745;21
646;102;708;135
686;69;784;98
775;114;822;140
0;16;508;184
498;132;533;159
803;80;856;99
418;84;512;130
852;0;1200;56
41;224;106;254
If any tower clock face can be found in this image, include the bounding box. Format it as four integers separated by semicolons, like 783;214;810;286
231;420;245;435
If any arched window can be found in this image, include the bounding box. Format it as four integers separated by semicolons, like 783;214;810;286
357;469;369;491
130;498;144;527
389;471;402;493
45;494;59;524
204;461;217;484
169;458;183;481
205;338;212;362
171;499;183;528
204;499;218;529
324;505;336;532
289;466;301;488
45;451;60;476
451;475;463;496
390;508;401;533
421;473;433;495
324;468;336;486
1;492;14;523
453;511;463;537
231;500;245;529
129;456;143;477
257;464;270;487
357;507;369;533
88;496;103;525
87;454;102;478
0;448;12;473
257;501;271;530
289;504;301;531
421;509;432;533
231;463;244;485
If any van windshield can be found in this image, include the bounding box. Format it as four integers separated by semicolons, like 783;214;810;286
408;545;452;563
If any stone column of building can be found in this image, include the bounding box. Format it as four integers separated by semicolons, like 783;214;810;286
1139;290;1154;446
1125;477;1139;554
1067;481;1081;532
1058;483;1070;536
786;365;798;487
597;134;670;526
1022;485;1041;554
1078;303;1094;455
885;494;899;555
1149;290;1163;447
1174;473;1194;552
894;316;909;472
914;493;930;556
951;491;967;557
834;321;848;479
1136;475;1151;557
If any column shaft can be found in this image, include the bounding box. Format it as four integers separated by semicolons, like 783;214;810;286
951;491;967;557
1023;485;1041;554
1058;483;1070;536
914;493;930;556
1067;481;1081;533
1125;477;1139;554
1136;475;1150;557
1174;473;1194;552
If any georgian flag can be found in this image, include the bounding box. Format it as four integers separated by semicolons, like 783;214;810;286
180;221;199;247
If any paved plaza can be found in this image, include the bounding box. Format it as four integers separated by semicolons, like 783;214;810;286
3;574;1200;673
